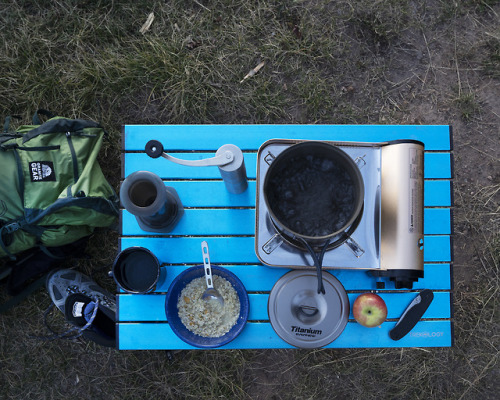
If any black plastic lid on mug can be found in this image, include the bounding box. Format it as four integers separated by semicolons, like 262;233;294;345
268;270;349;348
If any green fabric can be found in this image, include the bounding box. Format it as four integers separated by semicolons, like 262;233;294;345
0;115;118;259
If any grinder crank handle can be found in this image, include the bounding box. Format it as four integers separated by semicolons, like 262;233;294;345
145;140;234;167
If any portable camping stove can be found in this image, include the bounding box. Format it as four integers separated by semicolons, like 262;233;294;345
255;139;425;289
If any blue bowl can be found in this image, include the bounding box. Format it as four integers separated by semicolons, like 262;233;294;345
165;265;249;348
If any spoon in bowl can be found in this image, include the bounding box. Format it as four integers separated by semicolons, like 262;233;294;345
201;241;224;308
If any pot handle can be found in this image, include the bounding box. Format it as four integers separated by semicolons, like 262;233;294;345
297;238;330;295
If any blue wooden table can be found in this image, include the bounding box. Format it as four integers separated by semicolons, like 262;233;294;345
118;125;453;350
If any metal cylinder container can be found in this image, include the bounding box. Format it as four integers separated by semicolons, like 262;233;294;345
376;140;425;289
216;144;248;194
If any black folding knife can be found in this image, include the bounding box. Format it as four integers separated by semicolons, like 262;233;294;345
389;289;434;341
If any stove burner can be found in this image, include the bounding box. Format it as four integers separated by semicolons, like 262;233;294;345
267;204;364;253
256;140;382;270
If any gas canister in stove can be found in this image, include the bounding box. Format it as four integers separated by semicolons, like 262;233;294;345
377;140;425;289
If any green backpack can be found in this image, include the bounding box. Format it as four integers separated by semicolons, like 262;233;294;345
0;110;119;260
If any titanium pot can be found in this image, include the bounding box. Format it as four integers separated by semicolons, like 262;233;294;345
263;141;364;293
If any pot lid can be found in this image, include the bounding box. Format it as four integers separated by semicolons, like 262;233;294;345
268;270;349;348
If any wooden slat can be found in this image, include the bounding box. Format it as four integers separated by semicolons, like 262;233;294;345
115;263;452;293
424;181;452;207
424;153;452;179
120;235;451;265
424;208;452;234
117;320;453;350
118;291;451;322
122;209;256;236
121;207;451;236
423;236;452;262
158;181;257;208
121;167;453;210
123;153;258;179
118;180;452;209
123;125;452;151
123;152;451;180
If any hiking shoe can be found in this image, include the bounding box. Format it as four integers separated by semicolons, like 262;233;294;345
46;269;116;347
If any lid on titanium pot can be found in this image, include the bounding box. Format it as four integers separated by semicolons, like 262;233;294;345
268;270;349;348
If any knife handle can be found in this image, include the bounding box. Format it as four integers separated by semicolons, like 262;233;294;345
389;289;434;341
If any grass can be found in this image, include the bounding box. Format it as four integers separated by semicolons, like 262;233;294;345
483;33;500;78
1;0;499;399
454;90;481;121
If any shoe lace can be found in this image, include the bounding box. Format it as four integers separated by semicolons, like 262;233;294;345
68;284;115;310
31;298;100;341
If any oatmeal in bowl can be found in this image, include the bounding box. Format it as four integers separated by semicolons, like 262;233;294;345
165;265;249;348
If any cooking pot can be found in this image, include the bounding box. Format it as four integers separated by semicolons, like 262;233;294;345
263;141;364;293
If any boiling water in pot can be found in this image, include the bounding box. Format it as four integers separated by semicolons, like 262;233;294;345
268;155;356;237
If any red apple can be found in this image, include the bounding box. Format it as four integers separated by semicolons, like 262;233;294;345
352;293;387;328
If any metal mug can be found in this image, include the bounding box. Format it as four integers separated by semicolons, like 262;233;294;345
112;247;162;293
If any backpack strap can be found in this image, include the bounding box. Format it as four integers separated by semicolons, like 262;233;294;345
38;244;66;260
32;109;55;125
3;115;22;133
0;225;16;260
22;118;101;143
0;144;48;259
1;115;22;146
1;142;61;152
10;146;25;204
0;218;46;261
0;133;22;146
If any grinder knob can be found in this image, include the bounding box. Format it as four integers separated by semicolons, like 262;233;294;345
145;140;164;158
